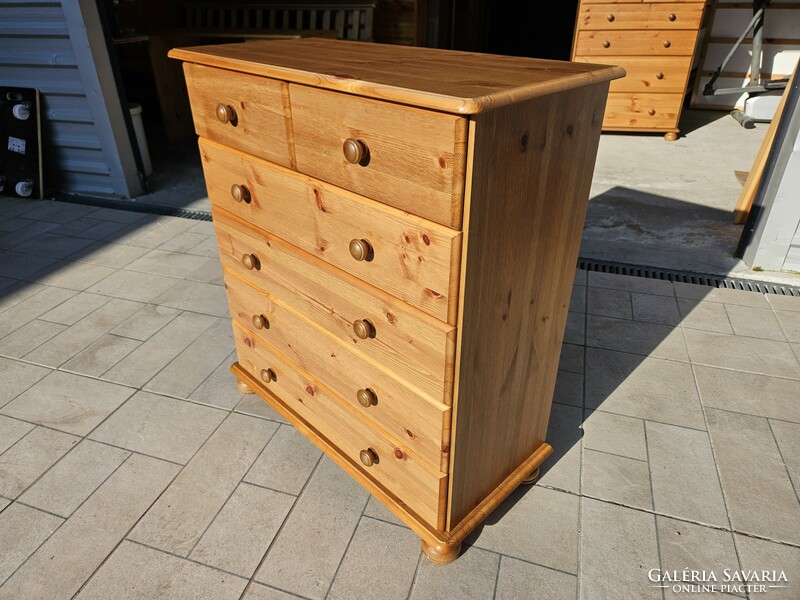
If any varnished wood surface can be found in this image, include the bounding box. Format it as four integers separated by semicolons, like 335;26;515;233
224;270;452;470
578;2;704;31
603;92;683;129
574;29;699;56
573;55;692;93
213;208;457;406
168;38;625;115
447;83;608;528
201;138;462;323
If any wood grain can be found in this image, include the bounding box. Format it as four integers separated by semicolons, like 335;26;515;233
213;208;457;406
200;137;462;323
447;82;608;528
168;38;625;115
578;2;704;31
574;29;700;55
602;92;683;129
289;84;468;230
574;55;692;93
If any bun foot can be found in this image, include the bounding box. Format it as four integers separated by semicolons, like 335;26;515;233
521;466;541;485
664;132;678;141
236;379;254;394
421;539;461;565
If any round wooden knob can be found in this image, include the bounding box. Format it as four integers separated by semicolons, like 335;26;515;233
606;14;614;22
343;138;367;164
349;238;372;261
663;40;671;48
242;253;260;270
216;103;236;124
252;314;268;330
359;448;378;467
656;72;664;80
648;109;656;116
353;319;374;340
357;388;377;408
260;368;275;383
602;40;611;48
668;13;676;21
231;183;250;203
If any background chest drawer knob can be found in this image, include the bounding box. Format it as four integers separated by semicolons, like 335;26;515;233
656;72;664;80
349;238;373;261
242;253;260;270
648;109;656;116
606;14;614;22
668;13;676;21
353;319;375;339
231;183;250;203
602;40;610;48
663;40;671;48
343;138;368;165
252;314;269;330
359;448;378;467
357;388;377;408
260;368;276;383
216;103;237;125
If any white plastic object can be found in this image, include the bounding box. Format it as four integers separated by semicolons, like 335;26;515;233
15;179;33;197
12;102;31;121
129;103;153;176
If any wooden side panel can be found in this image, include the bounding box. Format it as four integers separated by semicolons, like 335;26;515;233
447;83;608;528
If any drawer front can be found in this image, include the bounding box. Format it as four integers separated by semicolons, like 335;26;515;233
603;92;683;129
289;84;468;230
200;138;461;324
578;3;703;30
573;56;691;93
183;63;293;168
574;30;699;56
233;321;447;528
213;209;456;405
224;270;451;471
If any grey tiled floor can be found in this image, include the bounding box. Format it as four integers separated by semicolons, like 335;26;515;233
1;198;799;599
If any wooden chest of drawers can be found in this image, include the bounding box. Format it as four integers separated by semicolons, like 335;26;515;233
572;0;707;140
170;39;622;563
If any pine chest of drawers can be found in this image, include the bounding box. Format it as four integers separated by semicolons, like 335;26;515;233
571;0;707;140
170;39;623;563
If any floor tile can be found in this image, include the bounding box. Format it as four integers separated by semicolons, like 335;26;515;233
0;357;51;409
0;503;63;585
0;415;34;454
496;556;576;600
241;584;300;600
588;272;674;296
2;371;134;436
188;351;244;410
673;284;769;308
775;310;800;342
89;391;227;464
255;457;369;599
72;220;130;241
88;207;150;224
234;394;288;423
0;427;79;498
469;486;579;574
632;292;681;326
410;545;499;600
0;280;44;314
328;517;420;600
0;319;66;358
88;269;177;303
186;256;224;284
647;421;728;527
569;284;586;313
145;318;234;398
21;201;96;224
123;218;197;249
61;334;141;377
678;298;733;333
537;403;581;494
103;311;217;387
587;315;689;361
725;304;786;341
156;231;209;254
587;286;632;319
362;495;407;528
153;279;229;317
582;410;647;460
564;311;585;345
129;413;277;556
0;286;76;339
77;241;150;268
685;328;800;379
0;251;59;280
694;366;800;423
585;348;705;429
244;424;322;496
38;291;110;326
125;249;208;279
770;419;800;487
706;409;800;545
14;233;95;259
582;449;652;509
110;303;181;341
26;259;117;292
190;483;294;577
19;439;130;517
768;294;800;312
579;498;660;600
558;342;584;374
553;370;582;407
734;534;800;600
0;454;179;600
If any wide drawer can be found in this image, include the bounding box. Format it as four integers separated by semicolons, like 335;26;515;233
224;270;451;471
289;84;468;230
573;55;691;93
603;92;683;129
183;63;293;168
200;138;461;324
574;30;699;56
233;321;447;528
578;3;703;30
213;208;456;404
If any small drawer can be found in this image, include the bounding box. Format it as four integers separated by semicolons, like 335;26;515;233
578;3;703;31
574;30;699;56
183;63;293;168
289;84;468;229
603;92;683;129
200;138;461;325
573;56;691;93
213;209;456;406
224;270;452;472
233;321;448;529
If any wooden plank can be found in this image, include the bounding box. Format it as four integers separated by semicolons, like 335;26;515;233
574;55;692;93
603;91;684;129
578;2;704;31
574;29;700;55
447;82;608;528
